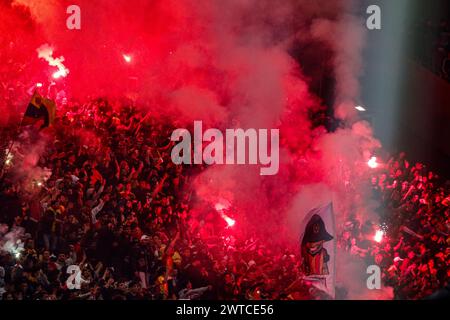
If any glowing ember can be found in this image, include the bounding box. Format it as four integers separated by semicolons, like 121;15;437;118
368;156;378;169
374;230;384;243
123;54;132;63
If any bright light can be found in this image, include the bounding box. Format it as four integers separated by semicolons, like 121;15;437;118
374;230;384;243
52;69;68;79
222;214;235;228
368;156;378;169
37;44;70;79
355;105;366;112
10;247;22;259
123;54;132;63
36;83;43;87
215;201;234;228
5;153;13;166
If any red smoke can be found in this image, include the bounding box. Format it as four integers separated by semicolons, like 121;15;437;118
1;0;387;298
1;0;382;247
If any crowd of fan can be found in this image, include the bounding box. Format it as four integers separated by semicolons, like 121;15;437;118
0;98;448;300
0;98;320;300
338;152;450;299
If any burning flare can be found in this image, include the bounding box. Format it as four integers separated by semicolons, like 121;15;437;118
215;200;235;228
123;54;132;63
368;156;378;169
37;44;69;79
374;230;384;243
222;214;236;228
5;152;13;166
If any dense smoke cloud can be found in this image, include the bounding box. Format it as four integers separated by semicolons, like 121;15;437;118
311;14;367;121
1;0;387;298
336;249;394;300
6;129;52;193
0;224;26;259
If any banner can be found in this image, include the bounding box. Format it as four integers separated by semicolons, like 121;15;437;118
22;91;56;128
300;202;336;298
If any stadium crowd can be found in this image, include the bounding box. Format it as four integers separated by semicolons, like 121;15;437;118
339;152;450;299
0;97;319;300
0;97;449;301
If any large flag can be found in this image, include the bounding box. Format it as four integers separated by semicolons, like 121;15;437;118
300;202;336;299
22;92;56;128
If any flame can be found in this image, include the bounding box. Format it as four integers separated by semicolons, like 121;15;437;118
123;54;132;63
368;156;378;169
374;230;384;243
5;152;13;166
215;200;234;227
221;213;235;228
52;70;68;79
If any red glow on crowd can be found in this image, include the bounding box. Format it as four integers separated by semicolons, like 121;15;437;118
0;0;448;302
